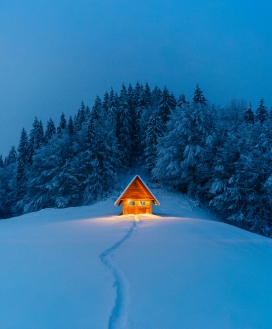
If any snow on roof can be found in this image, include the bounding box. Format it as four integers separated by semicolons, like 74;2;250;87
114;175;160;206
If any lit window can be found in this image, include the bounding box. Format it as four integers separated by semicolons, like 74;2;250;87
128;201;136;206
139;201;146;205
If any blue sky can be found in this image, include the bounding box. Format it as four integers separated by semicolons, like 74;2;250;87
1;0;272;155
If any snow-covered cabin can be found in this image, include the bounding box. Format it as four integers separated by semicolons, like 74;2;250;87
114;175;160;215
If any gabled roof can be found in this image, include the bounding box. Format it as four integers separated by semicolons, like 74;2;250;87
114;175;160;206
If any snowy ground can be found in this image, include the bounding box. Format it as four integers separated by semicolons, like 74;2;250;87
1;188;272;329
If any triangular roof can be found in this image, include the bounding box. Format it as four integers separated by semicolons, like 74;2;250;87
114;175;160;206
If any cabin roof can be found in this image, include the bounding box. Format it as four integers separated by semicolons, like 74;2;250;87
114;175;160;206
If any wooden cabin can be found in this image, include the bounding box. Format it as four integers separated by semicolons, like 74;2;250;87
114;175;160;215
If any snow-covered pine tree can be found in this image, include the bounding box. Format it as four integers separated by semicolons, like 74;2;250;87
1;146;17;216
117;85;133;166
151;85;162;107
91;96;102;122
256;98;268;124
44;118;56;142
193;84;207;105
177;94;189;107
105;88;121;166
132;82;143;109
102;91;110;113
158;86;176;125
74;101;88;134
57;112;67;136
107;89;118;128
144;114;163;172
0;168;4;216
23;134;77;212
82;116;102;202
16;128;28;204
27;118;36;165
269;107;272;121
207;101;246;204
38;120;44;146
144;83;152;106
127;84;138;148
243;103;255;124
85;106;91;119
0;161;16;218
209;120;272;236
138;85;162;164
67;116;74;136
132;84;151;157
153;97;213;198
5;146;17;166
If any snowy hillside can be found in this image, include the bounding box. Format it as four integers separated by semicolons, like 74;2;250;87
1;188;272;329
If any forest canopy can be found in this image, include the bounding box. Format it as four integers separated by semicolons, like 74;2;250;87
0;83;272;237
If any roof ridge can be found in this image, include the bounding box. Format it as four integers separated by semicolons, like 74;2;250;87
114;175;160;206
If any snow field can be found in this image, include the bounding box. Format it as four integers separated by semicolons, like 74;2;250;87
0;191;272;329
0;203;120;329
115;216;272;329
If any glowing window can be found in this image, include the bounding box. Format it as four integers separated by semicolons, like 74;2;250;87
128;201;136;206
139;201;146;206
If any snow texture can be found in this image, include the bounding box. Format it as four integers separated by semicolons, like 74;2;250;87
1;188;272;329
99;217;136;329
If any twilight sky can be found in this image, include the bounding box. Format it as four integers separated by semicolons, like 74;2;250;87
1;0;272;156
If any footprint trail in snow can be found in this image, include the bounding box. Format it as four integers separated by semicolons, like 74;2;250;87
99;219;137;329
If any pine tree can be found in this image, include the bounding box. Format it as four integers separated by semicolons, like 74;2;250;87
27;119;37;165
57;112;67;135
0;155;3;168
177;94;189;107
67;116;74;136
44;118;56;142
22;134;78;212
117;85;133;166
85;106;91;119
133;82;143;108
16;128;28;202
151;85;162;107
102;91;110;112
91;96;102;121
74;108;118;204
33;119;44;149
153;100;213;195
144;83;152;106
5;146;17;166
38;120;44;145
269;107;272;121
74;101;87;133
158;86;176;125
193;84;207;105
144;114;163;172
256;98;268;124
17;128;28;165
243;104;255;124
85;117;96;151
0;155;16;217
127;84;134;109
27;117;44;165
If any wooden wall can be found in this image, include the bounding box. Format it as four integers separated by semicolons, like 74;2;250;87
123;199;152;215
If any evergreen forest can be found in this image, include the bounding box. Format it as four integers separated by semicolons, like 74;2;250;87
0;83;272;237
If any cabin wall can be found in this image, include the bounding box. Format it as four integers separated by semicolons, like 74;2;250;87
122;199;152;215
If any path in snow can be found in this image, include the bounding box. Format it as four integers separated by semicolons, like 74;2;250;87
99;217;137;329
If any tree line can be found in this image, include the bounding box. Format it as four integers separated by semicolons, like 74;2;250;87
0;83;272;237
